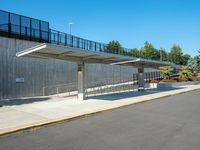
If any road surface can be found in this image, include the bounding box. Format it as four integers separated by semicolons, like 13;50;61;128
0;89;200;150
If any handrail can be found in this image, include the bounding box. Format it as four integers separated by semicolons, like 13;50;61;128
41;71;164;96
0;23;141;59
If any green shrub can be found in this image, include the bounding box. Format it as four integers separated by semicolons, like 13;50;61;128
159;66;173;79
179;66;192;79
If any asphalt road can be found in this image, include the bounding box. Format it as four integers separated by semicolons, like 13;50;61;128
0;89;200;150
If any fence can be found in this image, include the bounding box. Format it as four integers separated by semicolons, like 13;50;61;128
49;29;106;52
42;71;163;97
42;82;77;96
0;10;171;60
0;10;49;42
86;71;163;97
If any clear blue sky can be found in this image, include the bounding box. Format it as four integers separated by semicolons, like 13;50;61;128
1;0;200;56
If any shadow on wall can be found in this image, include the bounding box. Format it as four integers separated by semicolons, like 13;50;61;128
0;97;50;106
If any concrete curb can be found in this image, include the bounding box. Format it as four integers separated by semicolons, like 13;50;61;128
0;85;200;137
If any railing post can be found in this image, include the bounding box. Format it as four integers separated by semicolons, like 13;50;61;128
90;41;92;50
30;19;32;41
8;12;11;37
19;15;22;39
71;35;73;47
47;23;50;42
145;73;147;83
86;41;89;50
25;27;28;37
49;29;51;43
57;31;59;45
39;21;42;42
65;34;67;46
149;72;151;82
83;40;85;49
95;42;97;51
99;44;102;52
77;38;79;48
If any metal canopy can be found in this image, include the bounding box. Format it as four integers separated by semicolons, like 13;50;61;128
16;43;176;69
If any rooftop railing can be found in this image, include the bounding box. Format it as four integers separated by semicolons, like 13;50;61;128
49;29;107;52
0;10;49;42
0;10;135;57
0;9;163;60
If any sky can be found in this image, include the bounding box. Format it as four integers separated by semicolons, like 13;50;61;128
0;0;200;56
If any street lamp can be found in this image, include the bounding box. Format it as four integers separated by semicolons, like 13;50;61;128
68;22;73;35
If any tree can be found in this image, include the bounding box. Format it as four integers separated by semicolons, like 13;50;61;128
181;54;191;66
179;66;192;79
186;50;200;74
140;41;160;60
197;50;200;72
105;40;124;54
159;66;173;79
159;48;168;61
168;45;183;64
187;58;199;75
130;48;140;57
198;49;200;56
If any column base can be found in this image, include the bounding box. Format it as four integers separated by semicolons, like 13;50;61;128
78;93;85;101
77;63;85;101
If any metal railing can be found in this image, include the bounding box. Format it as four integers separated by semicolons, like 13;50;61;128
42;82;77;96
0;22;167;60
0;10;49;42
0;10;173;60
86;71;163;97
42;71;163;97
49;29;106;52
85;79;138;97
0;24;49;42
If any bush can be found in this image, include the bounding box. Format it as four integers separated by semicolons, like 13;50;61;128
159;66;173;79
179;66;192;79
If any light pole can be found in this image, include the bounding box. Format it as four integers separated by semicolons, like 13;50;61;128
68;22;73;35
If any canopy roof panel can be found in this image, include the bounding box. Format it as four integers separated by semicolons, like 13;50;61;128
16;43;178;69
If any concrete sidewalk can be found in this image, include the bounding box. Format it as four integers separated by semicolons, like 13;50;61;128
0;84;200;136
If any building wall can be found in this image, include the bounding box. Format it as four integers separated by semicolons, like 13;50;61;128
0;36;142;99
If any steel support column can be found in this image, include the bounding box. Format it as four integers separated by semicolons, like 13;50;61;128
77;62;85;100
138;67;145;91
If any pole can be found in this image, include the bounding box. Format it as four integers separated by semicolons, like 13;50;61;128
68;22;73;35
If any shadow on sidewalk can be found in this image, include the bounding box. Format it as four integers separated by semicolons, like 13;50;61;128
0;97;50;106
88;87;183;101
